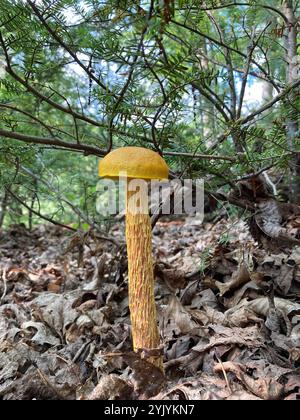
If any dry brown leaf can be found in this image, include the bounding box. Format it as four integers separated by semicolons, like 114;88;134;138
87;374;134;400
216;263;251;296
162;296;203;337
214;362;285;400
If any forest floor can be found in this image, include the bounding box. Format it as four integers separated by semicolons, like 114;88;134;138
0;217;299;400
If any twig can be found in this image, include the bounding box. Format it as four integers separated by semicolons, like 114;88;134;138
0;127;239;163
36;368;64;400
0;104;57;138
0;128;106;157
215;355;233;394
241;78;300;125
163;151;236;162
6;188;77;232
170;19;280;92
27;0;113;96
72;341;92;363
237;23;271;119
238;164;276;181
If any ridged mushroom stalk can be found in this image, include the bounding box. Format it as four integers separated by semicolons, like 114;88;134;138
99;147;169;372
126;188;162;370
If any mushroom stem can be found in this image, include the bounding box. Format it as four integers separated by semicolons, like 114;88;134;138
126;188;163;371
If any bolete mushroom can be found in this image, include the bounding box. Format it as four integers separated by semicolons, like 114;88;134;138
99;147;169;371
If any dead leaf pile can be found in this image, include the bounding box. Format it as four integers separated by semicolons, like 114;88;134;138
0;219;299;400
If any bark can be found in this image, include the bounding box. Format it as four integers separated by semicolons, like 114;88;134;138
283;1;300;203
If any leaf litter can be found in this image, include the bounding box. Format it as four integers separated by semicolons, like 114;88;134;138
0;219;299;400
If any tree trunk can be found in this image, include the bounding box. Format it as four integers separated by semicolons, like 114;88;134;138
28;180;38;231
283;1;300;203
199;39;215;141
0;190;9;228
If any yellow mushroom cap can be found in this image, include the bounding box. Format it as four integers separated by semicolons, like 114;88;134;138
99;147;169;180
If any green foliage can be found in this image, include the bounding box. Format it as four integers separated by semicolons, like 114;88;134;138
0;0;299;228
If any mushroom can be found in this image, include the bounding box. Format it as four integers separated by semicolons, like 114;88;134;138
99;147;169;371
